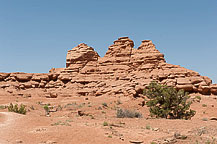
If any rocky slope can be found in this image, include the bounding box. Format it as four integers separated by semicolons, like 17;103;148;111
0;37;216;97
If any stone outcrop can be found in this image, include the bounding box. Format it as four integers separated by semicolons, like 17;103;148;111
65;43;99;73
0;37;216;97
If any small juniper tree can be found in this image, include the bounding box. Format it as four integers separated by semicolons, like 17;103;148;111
143;81;195;120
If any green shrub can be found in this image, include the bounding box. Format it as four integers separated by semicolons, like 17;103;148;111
0;105;7;109
102;102;108;107
143;81;195;120
8;103;26;115
146;124;151;130
116;108;142;118
103;121;109;126
202;104;207;107
43;104;50;115
195;96;201;101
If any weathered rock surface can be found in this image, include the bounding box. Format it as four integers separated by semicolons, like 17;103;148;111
0;37;216;96
65;43;99;73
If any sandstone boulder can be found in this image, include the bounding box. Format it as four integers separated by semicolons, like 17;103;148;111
11;73;33;82
45;92;58;98
176;84;193;91
0;73;10;81
211;84;217;95
177;78;191;85
198;85;211;95
58;74;72;82
32;74;50;82
203;76;212;85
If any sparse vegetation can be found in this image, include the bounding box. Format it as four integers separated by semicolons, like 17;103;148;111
205;138;217;144
0;105;7;110
146;124;151;130
102;102;108;107
143;81;196;119
194;96;202;102
64;102;77;108
43;104;50;115
78;103;85;108
51;120;71;126
57;105;63;111
89;114;95;119
202;104;207;107
202;118;208;121
116;108;142;118
103;121;109;126
36;101;43;105
8;103;27;115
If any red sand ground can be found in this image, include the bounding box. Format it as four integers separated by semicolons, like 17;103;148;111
0;90;217;144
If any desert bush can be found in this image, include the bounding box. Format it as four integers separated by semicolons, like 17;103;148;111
43;104;50;115
202;104;207;107
103;121;109;126
102;102;108;107
193;95;201;103
0;105;7;109
195;96;201;101
8;103;26;115
146;124;151;130
116;108;142;118
143;81;195;120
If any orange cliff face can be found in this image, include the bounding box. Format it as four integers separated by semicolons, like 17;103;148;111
0;37;217;97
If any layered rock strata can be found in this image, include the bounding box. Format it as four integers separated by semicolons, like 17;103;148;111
0;37;216;97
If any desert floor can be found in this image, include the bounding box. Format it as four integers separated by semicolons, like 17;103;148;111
0;90;217;144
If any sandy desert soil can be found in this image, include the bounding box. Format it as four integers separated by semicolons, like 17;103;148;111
0;90;217;144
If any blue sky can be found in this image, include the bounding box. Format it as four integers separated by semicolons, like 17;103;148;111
0;0;216;83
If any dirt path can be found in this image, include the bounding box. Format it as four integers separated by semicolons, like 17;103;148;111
0;112;24;144
0;112;23;127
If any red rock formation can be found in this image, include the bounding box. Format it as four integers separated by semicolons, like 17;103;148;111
65;43;99;73
0;37;216;97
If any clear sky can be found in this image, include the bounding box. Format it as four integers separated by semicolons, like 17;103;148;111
0;0;216;83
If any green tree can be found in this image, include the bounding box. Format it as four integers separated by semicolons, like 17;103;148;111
143;81;195;119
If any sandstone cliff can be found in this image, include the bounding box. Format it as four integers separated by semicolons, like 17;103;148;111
0;37;216;97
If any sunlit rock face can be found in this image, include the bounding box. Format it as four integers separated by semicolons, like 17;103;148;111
0;37;216;97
